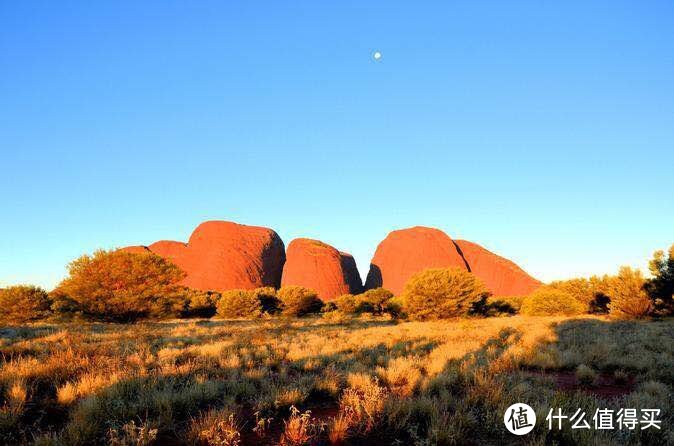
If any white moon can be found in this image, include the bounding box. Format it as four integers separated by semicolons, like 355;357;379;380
373;51;382;60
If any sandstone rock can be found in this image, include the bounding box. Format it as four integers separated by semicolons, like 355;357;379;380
454;240;541;297
281;238;362;300
181;221;285;291
340;252;364;294
148;240;188;261
364;226;468;295
122;221;285;292
120;245;151;254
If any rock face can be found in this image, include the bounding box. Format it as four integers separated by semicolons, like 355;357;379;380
365;226;540;297
281;238;362;300
454;240;541;296
364;226;468;295
121;221;285;292
148;240;188;263
121;221;539;298
339;252;364;295
120;245;151;255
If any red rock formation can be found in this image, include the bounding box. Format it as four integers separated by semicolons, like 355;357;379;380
281;238;362;300
181;221;285;291
148;240;188;261
121;221;285;292
339;251;364;295
454;240;541;297
120;222;539;299
147;240;189;271
120;245;151;255
364;226;468;295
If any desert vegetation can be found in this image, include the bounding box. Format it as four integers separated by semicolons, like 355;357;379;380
0;245;672;444
0;316;671;445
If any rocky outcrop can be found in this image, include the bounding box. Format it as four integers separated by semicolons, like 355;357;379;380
364;226;468;295
121;221;285;292
121;221;539;298
281;238;362;300
120;245;151;255
454;240;541;296
365;226;540;297
339;252;364;295
148;240;188;263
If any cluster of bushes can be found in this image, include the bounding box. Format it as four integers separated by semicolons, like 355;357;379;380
216;285;324;318
2;244;672;324
396;244;674;321
492;259;672;321
518;264;664;320
331;288;400;317
0;250;332;323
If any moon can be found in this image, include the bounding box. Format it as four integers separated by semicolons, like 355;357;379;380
373;51;382;61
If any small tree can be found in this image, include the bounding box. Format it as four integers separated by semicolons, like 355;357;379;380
645;244;674;315
401;268;488;320
0;285;52;323
608;266;651;319
548;276;610;314
216;290;263;318
520;287;585;316
53;249;186;321
184;289;220;318
253;287;282;315
355;288;394;315
277;286;323;317
334;294;358;314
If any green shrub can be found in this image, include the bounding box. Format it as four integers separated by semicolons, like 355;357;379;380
216;290;264;318
355;288;394;315
520;287;585;316
608;266;652;319
575;364;597;386
334;294;358;314
53;249;186;321
646;244;674;315
401;268;488;320
0;285;52;323
184;290;220;318
252;287;282;314
548;276;610;313
48;289;82;319
481;295;526;316
277;286;323;317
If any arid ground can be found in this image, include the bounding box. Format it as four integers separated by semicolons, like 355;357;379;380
0;315;671;445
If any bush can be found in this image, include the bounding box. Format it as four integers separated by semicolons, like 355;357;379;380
548;276;610;314
481;295;526;316
608;266;652;319
646;244;674;315
216;290;264;318
253;286;282;314
520;287;585;316
355;288;394;315
0;285;52;323
184;289;220;318
53;249;186;321
334;294;358;314
401;268;488;320
277;286;323;317
575;364;597;386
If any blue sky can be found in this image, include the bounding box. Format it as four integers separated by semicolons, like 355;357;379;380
1;1;673;289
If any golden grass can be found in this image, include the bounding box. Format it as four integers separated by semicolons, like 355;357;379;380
0;315;671;444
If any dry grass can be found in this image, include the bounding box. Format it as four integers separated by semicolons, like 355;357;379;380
0;315;671;444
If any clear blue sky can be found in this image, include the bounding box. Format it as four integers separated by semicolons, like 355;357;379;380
1;1;673;290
